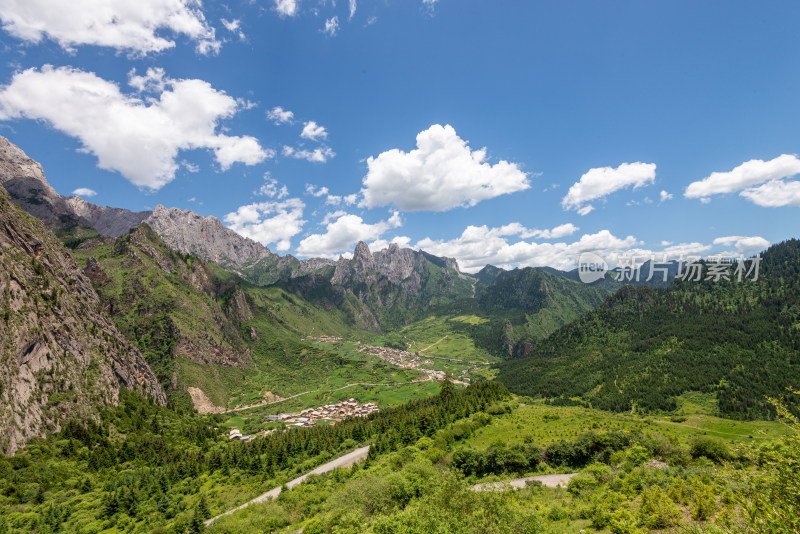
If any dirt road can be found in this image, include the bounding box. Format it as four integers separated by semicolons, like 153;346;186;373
471;472;577;492
205;446;371;526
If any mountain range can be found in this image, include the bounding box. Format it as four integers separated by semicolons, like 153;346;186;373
2;133;794;456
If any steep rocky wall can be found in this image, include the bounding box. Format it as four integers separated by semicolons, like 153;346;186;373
0;187;165;455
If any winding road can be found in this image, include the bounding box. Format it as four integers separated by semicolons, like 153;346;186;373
205;445;371;526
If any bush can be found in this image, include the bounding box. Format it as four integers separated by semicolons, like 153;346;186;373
638;485;681;528
689;436;730;463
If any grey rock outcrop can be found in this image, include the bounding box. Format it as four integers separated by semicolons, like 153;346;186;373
0;136;86;230
0;185;165;455
144;204;274;271
65;195;150;237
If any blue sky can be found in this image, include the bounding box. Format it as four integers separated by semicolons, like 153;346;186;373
0;0;799;271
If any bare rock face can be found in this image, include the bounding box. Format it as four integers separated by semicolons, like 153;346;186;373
65;195;150;237
0;136;86;230
0;186;165;455
144;205;274;271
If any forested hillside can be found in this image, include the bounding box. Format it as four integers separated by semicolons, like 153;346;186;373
497;240;800;420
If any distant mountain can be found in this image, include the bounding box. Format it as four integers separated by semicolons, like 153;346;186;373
0;135;283;275
284;241;475;329
0;134;621;364
0;184;164;454
496;241;800;419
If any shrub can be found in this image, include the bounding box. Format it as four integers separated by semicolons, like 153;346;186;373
689;436;730;463
638;485;681;529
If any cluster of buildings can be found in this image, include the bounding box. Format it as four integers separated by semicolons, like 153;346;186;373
306;335;344;342
357;344;447;381
289;398;379;427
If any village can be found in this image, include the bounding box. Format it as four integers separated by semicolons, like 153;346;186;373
356;344;449;381
306;335;450;381
228;398;379;441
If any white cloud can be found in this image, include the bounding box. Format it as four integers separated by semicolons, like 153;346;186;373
305;184;329;197
70;187;97;197
361;124;529;212
712;235;770;255
416;227;640;273
685;154;800;202
296;211;401;258
369;236;412;251
659;190;673;203
0;66;269;190
739;179;800;207
322;16;339;36
256;177;289;199
562;162;656;214
275;0;299;17
0;0;219;55
300;120;328;141
182;161;200;173
349;0;357;20
325;193;359;206
526;223;580;239
283;145;335;163
410;222;769;273
267;106;294;125
128;67;167;93
221;18;245;40
224;198;305;252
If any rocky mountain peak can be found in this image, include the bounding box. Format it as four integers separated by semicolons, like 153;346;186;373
144;204;274;271
352;241;375;271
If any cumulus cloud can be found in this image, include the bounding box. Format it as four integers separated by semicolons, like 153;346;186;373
412;225;769;274
416;227;640;273
70;187;97;197
283;145;335;163
0;66;269;190
349;0;357;20
739;179;800;207
128;67;168;93
256;177;289;199
685;154;800;202
224;198;305;252
267;106;294;125
369;236;412;251
562;162;656;215
659;190;673;203
712;235;770;255
275;0;298;17
322;16;339;36
305;184;329;197
361;124;529;211
300;121;328;141
326;193;359;206
296;211;401;258
0;0;219;55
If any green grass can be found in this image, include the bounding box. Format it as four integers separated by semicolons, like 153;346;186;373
386;314;498;364
461;399;788;454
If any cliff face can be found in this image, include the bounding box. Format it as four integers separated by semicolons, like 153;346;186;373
0;137;86;231
144;204;275;271
65;195;150;237
0;186;165;455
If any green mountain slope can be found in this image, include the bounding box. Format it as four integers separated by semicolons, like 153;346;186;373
496;240;800;419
